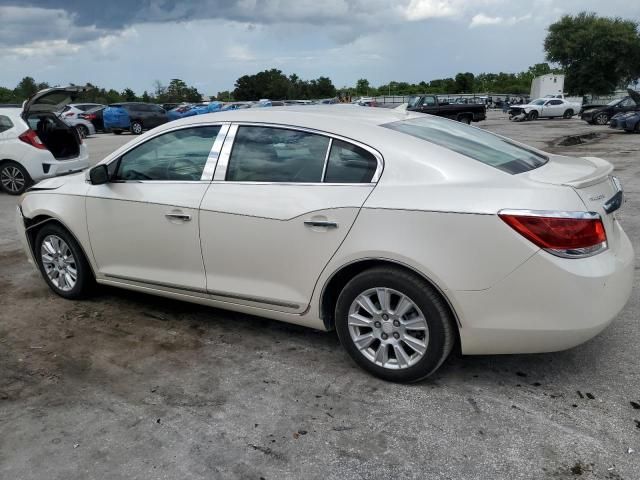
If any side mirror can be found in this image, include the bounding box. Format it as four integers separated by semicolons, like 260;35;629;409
89;164;109;185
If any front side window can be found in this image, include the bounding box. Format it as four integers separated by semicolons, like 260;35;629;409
115;126;220;181
324;140;377;183
383;116;547;174
226;126;330;182
0;115;13;133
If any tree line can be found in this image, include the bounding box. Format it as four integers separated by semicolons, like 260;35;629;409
0;77;204;105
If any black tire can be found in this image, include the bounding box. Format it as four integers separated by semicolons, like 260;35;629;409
595;113;609;125
458;115;472;125
76;124;89;138
563;109;574;119
528;110;538;121
112;129;122;135
0;161;31;195
335;267;455;383
34;223;94;299
130;121;143;135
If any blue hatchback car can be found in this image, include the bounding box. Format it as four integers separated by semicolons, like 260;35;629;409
103;102;168;135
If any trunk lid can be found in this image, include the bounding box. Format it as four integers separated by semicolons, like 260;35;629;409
22;86;92;118
524;155;623;249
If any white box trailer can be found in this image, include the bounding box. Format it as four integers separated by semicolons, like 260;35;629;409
531;74;564;99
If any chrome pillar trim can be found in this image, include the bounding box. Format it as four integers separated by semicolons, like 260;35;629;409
201;123;230;181
320;138;333;182
213;124;239;181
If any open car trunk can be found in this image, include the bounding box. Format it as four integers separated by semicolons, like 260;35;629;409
21;85;90;160
27;113;80;159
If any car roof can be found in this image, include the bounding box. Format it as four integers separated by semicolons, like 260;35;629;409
170;105;423;130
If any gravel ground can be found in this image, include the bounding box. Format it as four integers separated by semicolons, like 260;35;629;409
1;111;639;480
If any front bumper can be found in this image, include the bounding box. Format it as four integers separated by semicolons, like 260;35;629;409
15;205;36;266
455;223;634;355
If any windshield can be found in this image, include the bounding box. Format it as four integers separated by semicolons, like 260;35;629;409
382;116;548;174
407;96;422;108
531;99;545;106
607;98;622;106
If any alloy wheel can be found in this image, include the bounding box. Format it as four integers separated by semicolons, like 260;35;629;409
40;235;77;292
347;287;429;370
132;123;142;134
0;165;26;193
595;113;609;125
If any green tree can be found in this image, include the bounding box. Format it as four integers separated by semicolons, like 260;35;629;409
14;76;38;100
454;72;475;93
545;12;640;95
122;88;137;102
356;78;370;95
141;90;151;103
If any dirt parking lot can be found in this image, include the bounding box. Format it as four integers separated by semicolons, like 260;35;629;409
1;111;639;480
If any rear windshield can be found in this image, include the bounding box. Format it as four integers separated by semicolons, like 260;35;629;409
382;116;547;174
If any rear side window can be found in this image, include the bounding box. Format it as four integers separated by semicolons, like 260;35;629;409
226;126;330;182
0;115;13;133
324;140;377;183
383;116;547;174
115;126;220;181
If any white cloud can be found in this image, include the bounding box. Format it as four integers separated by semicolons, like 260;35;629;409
226;45;256;61
469;13;532;28
402;0;461;20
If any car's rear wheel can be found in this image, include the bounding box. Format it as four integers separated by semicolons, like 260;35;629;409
563;109;574;119
528;111;538;121
595;113;609;125
76;124;89;138
0;161;31;195
130;121;143;135
335;267;455;382
35;223;94;299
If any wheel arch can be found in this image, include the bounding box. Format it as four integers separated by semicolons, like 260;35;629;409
319;258;461;334
23;214;96;279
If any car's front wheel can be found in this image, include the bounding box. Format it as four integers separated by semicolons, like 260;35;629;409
35;223;94;299
528;110;539;120
0;161;31;195
595;113;609;125
335;267;455;382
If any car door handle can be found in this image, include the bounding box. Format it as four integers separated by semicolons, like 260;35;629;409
304;220;338;228
165;212;192;221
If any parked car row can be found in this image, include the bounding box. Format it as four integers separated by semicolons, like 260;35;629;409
580;89;640;126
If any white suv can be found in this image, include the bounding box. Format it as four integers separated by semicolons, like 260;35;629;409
0;87;90;195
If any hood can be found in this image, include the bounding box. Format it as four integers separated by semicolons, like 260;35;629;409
627;88;640;105
22;85;92;117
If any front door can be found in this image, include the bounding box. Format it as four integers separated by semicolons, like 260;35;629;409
199;124;382;312
86;124;224;292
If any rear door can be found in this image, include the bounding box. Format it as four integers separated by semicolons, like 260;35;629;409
199;124;382;312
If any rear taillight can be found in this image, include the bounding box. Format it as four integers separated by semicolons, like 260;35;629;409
81;113;96;120
499;210;607;258
18;130;47;150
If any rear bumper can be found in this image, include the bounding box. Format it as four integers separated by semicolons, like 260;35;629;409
455;225;634;354
37;149;89;182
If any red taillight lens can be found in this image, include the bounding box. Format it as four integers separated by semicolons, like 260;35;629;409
18;129;47;150
499;211;607;258
82;113;96;120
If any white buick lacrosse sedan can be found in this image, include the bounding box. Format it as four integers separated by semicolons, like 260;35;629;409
16;106;633;382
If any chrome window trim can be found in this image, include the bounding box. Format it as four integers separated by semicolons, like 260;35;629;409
497;209;601;220
200;123;230;181
213;124;238;181
214;122;384;184
104;122;229;183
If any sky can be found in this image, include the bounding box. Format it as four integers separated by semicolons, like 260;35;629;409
0;0;639;96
